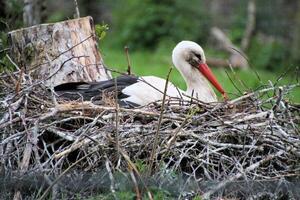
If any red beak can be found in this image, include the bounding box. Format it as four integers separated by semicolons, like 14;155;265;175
198;63;228;100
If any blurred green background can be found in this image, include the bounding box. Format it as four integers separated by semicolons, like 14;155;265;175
0;0;299;101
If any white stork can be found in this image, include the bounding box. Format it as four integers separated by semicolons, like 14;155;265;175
55;41;227;107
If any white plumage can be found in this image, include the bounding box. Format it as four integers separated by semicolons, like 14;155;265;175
122;76;183;105
121;41;223;105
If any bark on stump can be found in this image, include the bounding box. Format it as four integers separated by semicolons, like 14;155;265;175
7;16;112;87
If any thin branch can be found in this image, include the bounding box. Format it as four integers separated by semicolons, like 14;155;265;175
73;0;80;18
105;156;118;200
202;150;285;199
114;77;120;154
38;149;99;200
124;46;132;75
148;67;173;174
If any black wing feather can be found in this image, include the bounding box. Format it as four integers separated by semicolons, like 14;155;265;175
54;75;139;107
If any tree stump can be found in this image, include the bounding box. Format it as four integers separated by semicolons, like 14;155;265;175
7;16;112;87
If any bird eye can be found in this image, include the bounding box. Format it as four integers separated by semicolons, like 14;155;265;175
194;52;202;60
187;51;202;68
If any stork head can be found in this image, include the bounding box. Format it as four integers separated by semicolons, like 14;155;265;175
172;41;227;100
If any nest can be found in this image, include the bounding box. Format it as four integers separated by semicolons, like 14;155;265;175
0;70;300;200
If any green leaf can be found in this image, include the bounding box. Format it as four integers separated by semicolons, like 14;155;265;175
95;24;109;41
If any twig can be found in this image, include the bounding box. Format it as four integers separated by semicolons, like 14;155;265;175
272;87;283;112
73;0;80;18
118;148;153;200
202;150;285;199
148;67;173;174
53;114;104;159
225;69;243;95
165;114;191;150
45;102;185;121
105;156;118;200
124;46;132;75
6;54;20;70
228;63;249;90
38;149;99;200
128;165;141;200
228;84;299;104
13;119;38;200
114;77;120;154
46;127;76;141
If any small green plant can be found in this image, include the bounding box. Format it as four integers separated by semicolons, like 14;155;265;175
0;31;15;71
134;160;147;173
95;24;109;41
192;195;203;200
116;191;136;200
144;187;172;200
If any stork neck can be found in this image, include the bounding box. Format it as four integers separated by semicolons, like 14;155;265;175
178;63;217;102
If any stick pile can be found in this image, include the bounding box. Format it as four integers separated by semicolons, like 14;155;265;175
0;70;299;199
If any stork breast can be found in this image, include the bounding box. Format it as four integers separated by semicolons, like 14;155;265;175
121;76;183;106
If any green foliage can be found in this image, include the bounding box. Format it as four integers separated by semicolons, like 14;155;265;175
46;12;66;23
229;1;248;44
95;24;109;41
87;191;135;200
192;195;203;200
0;0;23;72
88;187;173;200
0;31;14;71
111;0;210;50
0;31;7;55
248;36;287;71
228;27;244;45
116;191;136;200
134;160;147;173
1;0;23;30
144;187;172;200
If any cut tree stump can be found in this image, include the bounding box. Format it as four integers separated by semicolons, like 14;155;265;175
7;16;112;87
